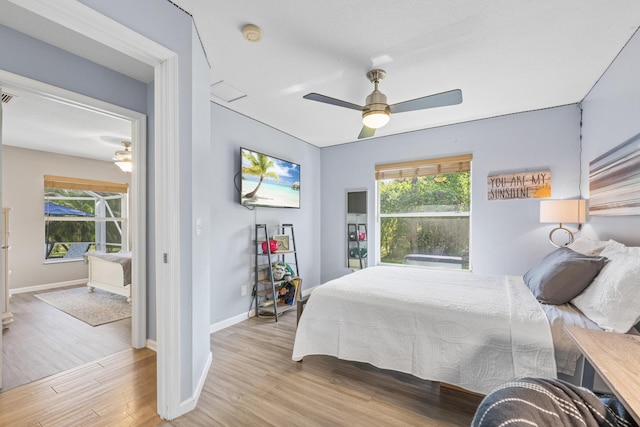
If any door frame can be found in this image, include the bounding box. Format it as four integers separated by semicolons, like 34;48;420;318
0;84;4;389
7;0;182;419
0;70;147;348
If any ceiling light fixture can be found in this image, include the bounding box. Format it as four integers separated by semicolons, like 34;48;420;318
114;141;132;173
361;70;391;129
362;110;390;129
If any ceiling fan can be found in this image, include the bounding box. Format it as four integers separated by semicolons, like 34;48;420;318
303;69;462;139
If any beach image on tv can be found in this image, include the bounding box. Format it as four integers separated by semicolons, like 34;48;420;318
241;148;301;208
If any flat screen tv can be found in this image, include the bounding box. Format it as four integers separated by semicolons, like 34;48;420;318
240;147;300;209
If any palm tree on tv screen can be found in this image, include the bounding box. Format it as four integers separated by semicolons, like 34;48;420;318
242;151;279;198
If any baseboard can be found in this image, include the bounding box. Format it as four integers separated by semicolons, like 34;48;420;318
209;285;319;334
146;339;158;352
10;279;88;295
176;350;212;418
210;311;250;333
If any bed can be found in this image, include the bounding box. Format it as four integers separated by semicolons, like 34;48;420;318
292;238;640;395
84;251;132;302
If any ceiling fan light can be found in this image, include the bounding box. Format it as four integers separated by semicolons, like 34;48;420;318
362;110;390;129
115;158;132;173
114;141;132;172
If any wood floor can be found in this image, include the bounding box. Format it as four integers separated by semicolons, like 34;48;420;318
1;286;131;391
175;311;483;426
0;347;164;426
0;309;484;426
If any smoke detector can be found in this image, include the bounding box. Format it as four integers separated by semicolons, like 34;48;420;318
242;24;262;42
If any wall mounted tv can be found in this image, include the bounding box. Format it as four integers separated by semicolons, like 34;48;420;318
240;147;301;209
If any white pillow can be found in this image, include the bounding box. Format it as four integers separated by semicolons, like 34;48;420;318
601;239;633;256
567;237;608;256
571;241;640;332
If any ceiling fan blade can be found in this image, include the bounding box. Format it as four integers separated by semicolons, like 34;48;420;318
358;126;376;139
389;89;462;114
303;93;363;111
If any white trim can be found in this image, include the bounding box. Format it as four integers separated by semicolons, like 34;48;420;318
154;54;182;420
177;351;212;416
130;115;147;350
210;312;251;334
9;279;88;295
8;0;174;68
0;71;143;122
211;285;320;333
0;85;3;390
9;0;181;419
146;339;158;352
43;258;87;264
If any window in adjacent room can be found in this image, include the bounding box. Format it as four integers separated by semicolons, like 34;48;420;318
44;175;128;261
376;154;471;270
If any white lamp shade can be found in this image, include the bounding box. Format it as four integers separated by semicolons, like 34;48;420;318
362;110;390;129
540;199;587;223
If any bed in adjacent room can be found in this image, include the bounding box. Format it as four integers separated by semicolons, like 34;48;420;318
292;238;640;395
84;251;132;302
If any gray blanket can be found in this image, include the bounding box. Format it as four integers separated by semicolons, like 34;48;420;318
472;377;638;427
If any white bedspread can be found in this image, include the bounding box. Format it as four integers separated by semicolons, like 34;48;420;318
292;266;557;394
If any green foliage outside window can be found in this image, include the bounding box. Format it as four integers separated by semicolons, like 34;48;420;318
379;172;470;267
45;189;124;259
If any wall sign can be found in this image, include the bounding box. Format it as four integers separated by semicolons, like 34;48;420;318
487;169;551;200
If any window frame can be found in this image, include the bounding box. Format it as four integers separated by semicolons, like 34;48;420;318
375;154;472;270
44;176;129;263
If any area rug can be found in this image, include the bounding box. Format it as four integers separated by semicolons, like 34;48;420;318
35;287;131;326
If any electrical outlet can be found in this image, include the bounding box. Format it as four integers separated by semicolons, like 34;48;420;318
241;285;247;297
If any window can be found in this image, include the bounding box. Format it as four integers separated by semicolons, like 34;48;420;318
376;154;471;270
44;175;128;261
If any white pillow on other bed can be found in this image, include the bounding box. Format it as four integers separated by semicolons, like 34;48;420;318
567;237;608;256
571;240;640;333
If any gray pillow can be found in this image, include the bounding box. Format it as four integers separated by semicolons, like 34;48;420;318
523;247;607;305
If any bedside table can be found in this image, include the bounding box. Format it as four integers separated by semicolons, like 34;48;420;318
565;326;640;424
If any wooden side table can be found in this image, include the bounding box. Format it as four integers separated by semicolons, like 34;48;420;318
565;326;640;424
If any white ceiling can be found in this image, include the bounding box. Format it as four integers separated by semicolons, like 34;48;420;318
1;86;131;162
0;0;145;162
1;0;640;159
176;0;640;147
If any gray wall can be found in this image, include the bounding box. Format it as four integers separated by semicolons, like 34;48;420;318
0;25;147;114
580;28;640;245
190;25;213;394
2;146;131;290
320;106;581;281
80;0;213;403
210;103;322;325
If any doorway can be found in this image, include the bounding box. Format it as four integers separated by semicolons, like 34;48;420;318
0;71;147;390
